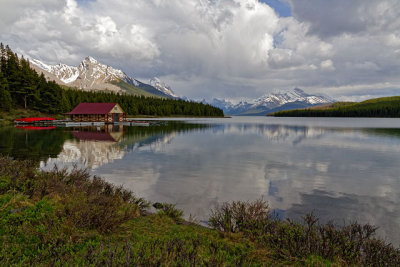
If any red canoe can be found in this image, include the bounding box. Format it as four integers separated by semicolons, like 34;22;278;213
15;117;56;123
16;126;56;130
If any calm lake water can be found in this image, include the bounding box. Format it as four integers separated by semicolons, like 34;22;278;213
2;116;400;246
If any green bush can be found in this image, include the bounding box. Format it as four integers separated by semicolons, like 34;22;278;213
209;198;270;233
1;156;399;266
0;156;145;233
154;202;184;223
209;199;400;265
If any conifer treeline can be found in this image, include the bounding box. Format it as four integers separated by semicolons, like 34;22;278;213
270;98;400;117
0;43;224;117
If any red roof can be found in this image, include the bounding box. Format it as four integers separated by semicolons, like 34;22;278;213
65;103;119;115
15;117;55;122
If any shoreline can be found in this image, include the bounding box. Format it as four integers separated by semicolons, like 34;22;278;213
1;156;399;265
0;109;228;126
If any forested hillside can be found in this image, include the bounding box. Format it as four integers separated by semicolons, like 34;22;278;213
0;43;223;117
269;97;400;117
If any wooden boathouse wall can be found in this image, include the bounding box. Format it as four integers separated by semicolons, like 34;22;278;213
65;103;126;123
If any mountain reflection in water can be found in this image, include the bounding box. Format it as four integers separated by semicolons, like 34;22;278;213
44;126;125;170
1;117;400;246
41;123;209;170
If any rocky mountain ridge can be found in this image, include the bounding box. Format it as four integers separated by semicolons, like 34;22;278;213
29;57;177;98
205;88;334;115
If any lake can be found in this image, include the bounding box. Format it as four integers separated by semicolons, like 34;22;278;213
2;116;400;246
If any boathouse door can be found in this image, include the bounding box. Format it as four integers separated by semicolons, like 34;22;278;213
113;113;118;122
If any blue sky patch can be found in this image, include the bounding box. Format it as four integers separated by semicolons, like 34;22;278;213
76;0;95;6
261;0;292;17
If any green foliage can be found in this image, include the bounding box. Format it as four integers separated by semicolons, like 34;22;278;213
0;72;12;112
2;156;399;265
270;96;400;117
110;80;155;97
78;236;255;266
0;43;224;117
0;156;144;233
209;199;400;265
153;202;184;223
209;198;270;234
0;194;64;264
0;156;259;266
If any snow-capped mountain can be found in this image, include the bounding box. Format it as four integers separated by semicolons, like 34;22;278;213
149;77;178;98
205;99;252;115
30;59;80;84
29;57;177;98
250;88;332;110
207;88;334;116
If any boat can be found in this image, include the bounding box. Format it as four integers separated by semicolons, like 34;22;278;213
16;126;56;130
14;117;56;124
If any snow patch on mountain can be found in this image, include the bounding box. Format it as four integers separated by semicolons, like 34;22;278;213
30;59;79;84
206;88;334;115
30;59;52;72
30;57;178;98
251;88;331;110
149;77;178;98
77;56;139;87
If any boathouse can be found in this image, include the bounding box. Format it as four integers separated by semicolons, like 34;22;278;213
65;103;126;123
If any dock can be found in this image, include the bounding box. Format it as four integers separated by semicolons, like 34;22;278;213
15;120;157;127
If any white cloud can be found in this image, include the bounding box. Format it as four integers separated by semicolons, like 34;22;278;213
320;60;335;71
1;0;400;100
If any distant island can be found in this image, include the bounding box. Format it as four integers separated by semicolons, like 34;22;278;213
269;96;400;118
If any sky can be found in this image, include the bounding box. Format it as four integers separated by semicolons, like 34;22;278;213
1;0;400;101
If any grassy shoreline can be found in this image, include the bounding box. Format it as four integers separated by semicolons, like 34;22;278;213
0;109;65;126
1;156;399;266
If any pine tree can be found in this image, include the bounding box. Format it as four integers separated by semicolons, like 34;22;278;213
60;92;71;113
0;43;224;117
0;72;12;111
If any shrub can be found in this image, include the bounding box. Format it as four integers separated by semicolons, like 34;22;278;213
209;199;400;265
209;198;270;233
155;203;184;223
0;156;147;233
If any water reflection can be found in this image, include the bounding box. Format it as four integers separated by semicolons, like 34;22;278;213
0;126;72;160
41;122;210;170
44;126;126;170
1;117;400;245
88;120;400;245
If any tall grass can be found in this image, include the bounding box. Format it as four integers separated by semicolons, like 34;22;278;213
0;156;257;265
209;198;400;265
0;156;148;233
153;202;184;223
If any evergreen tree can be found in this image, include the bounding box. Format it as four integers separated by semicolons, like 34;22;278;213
0;72;12;111
0;43;224;117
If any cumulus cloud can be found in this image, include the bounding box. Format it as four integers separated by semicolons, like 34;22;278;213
0;0;400;100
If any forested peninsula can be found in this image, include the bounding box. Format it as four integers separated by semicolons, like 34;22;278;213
269;96;400;117
0;44;223;118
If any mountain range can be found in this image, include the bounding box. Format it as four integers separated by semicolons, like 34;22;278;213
29;56;333;115
203;88;334;116
29;57;178;98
